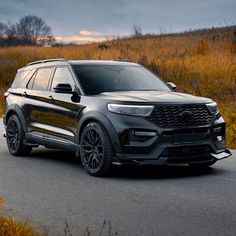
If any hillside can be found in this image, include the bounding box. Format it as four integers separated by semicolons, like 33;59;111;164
0;25;235;147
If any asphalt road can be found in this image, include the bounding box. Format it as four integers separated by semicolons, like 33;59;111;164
0;120;236;236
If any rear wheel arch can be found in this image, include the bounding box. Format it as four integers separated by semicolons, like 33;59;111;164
5;105;27;133
6;110;17;124
6;114;32;156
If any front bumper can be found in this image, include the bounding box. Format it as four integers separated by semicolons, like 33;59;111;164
116;147;231;166
111;114;231;166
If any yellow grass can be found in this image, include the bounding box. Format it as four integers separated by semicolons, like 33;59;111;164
0;197;4;205
0;30;235;148
0;217;40;236
0;196;40;236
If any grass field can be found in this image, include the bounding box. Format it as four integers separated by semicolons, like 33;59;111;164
0;26;235;147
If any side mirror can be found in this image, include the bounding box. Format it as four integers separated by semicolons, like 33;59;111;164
54;83;73;94
167;82;177;91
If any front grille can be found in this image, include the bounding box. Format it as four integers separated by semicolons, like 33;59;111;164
147;104;213;128
161;145;212;158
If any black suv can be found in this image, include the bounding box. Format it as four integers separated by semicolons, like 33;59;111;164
3;59;231;176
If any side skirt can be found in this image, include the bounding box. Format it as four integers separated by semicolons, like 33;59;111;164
25;132;80;152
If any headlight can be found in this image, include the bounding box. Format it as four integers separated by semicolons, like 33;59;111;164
107;104;154;117
206;102;219;114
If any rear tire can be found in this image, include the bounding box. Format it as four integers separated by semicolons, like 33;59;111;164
80;122;113;177
6;115;32;156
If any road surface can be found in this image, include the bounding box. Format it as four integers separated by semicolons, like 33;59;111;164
0;119;235;235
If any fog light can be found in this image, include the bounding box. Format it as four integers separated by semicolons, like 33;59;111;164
134;131;157;137
213;127;222;133
217;136;223;142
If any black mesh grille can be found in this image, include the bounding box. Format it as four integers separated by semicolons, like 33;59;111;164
147;104;213;128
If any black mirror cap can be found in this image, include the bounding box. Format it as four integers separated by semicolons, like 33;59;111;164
167;82;177;91
54;83;73;94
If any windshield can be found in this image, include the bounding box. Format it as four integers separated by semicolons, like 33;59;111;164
72;65;170;95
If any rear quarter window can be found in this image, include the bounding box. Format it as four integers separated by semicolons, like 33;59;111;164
11;70;34;89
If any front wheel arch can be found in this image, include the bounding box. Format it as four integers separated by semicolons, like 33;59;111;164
76;111;121;153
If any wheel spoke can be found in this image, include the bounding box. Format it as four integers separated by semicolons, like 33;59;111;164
11;139;16;149
9;137;14;147
83;149;94;154
95;135;100;145
85;143;91;149
7;119;20;152
97;153;103;161
87;130;93;144
92;158;97;169
84;152;94;163
81;127;104;172
84;134;94;146
7;129;15;134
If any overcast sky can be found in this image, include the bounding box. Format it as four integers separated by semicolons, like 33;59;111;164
0;0;235;43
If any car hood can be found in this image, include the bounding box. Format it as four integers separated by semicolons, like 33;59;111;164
98;91;212;104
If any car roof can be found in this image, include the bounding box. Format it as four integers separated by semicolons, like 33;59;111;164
69;60;138;66
18;59;139;71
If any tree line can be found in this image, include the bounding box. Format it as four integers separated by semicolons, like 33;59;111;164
0;15;55;47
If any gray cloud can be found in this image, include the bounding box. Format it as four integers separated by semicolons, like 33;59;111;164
0;0;235;38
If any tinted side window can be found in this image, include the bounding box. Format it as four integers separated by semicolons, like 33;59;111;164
51;67;75;91
32;68;53;91
11;70;34;89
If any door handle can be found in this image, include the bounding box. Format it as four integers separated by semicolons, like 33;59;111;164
22;91;27;97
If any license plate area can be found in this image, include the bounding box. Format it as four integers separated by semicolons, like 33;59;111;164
171;133;207;144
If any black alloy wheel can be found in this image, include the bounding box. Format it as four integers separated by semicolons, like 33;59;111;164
6;115;32;156
80;122;113;176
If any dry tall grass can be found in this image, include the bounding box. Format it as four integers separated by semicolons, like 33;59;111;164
0;217;41;236
0;27;235;147
0;196;40;236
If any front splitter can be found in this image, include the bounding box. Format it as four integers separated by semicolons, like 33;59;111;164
211;149;232;160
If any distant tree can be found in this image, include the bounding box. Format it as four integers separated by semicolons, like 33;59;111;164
133;25;142;37
17;15;53;45
0;22;5;37
0;22;6;46
4;23;19;46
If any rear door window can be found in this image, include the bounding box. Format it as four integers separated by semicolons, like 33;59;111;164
31;68;53;91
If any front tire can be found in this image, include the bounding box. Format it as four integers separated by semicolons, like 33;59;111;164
80;122;113;177
6;115;32;156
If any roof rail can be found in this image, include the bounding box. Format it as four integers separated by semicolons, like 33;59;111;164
114;59;133;62
28;58;68;66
